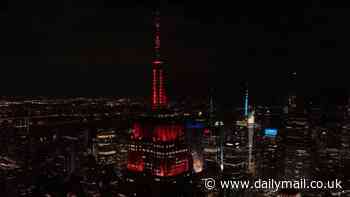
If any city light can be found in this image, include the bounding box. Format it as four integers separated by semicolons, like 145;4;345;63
264;128;278;137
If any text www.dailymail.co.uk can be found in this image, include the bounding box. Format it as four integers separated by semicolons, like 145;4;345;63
202;178;342;192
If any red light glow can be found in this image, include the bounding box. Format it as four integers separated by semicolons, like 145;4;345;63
153;60;162;64
153;125;183;142
128;122;191;177
203;128;210;137
159;70;164;105
151;12;167;111
131;123;143;140
152;69;157;106
153;158;189;177
127;151;145;172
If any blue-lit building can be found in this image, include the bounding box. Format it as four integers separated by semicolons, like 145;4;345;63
256;127;282;179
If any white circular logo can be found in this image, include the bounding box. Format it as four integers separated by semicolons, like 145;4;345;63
202;178;216;190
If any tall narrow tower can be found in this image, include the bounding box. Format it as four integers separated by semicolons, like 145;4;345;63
244;83;249;117
152;10;167;111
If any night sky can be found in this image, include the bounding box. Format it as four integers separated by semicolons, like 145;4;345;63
1;1;349;105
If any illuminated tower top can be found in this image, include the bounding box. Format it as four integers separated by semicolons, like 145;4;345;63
244;83;249;117
154;10;161;62
209;89;216;127
152;10;167;111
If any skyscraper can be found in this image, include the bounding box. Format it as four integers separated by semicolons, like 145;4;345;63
126;10;191;191
202;93;222;170
92;129;118;166
283;113;313;181
152;10;167;111
127;118;191;178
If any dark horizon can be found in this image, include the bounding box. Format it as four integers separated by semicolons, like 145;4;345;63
1;1;350;105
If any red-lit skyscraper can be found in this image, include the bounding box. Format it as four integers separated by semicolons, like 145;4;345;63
126;11;191;186
152;10;167;111
127;118;191;177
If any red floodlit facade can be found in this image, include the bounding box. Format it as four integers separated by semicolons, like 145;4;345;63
127;11;190;179
127;120;191;177
153;124;183;142
127;151;145;172
151;11;167;111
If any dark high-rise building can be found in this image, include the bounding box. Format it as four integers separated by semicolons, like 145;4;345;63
184;115;206;173
283;113;313;181
92;129;118;166
13;118;32;170
340;121;350;189
222;125;247;178
255;132;282;179
115;131;128;174
202;123;220;169
202;94;224;171
286;72;305;114
61;135;79;175
317;147;341;180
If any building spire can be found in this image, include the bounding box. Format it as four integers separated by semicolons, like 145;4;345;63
152;9;167;111
154;9;161;61
244;82;249;117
